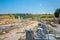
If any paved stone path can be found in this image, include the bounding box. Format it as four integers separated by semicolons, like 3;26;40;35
0;21;39;40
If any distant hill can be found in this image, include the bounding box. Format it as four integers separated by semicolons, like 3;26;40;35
0;14;54;19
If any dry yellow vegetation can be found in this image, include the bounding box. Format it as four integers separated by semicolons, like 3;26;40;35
0;15;15;19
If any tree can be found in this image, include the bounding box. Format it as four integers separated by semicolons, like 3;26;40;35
54;8;60;18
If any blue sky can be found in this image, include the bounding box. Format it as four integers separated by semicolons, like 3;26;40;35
0;0;60;14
